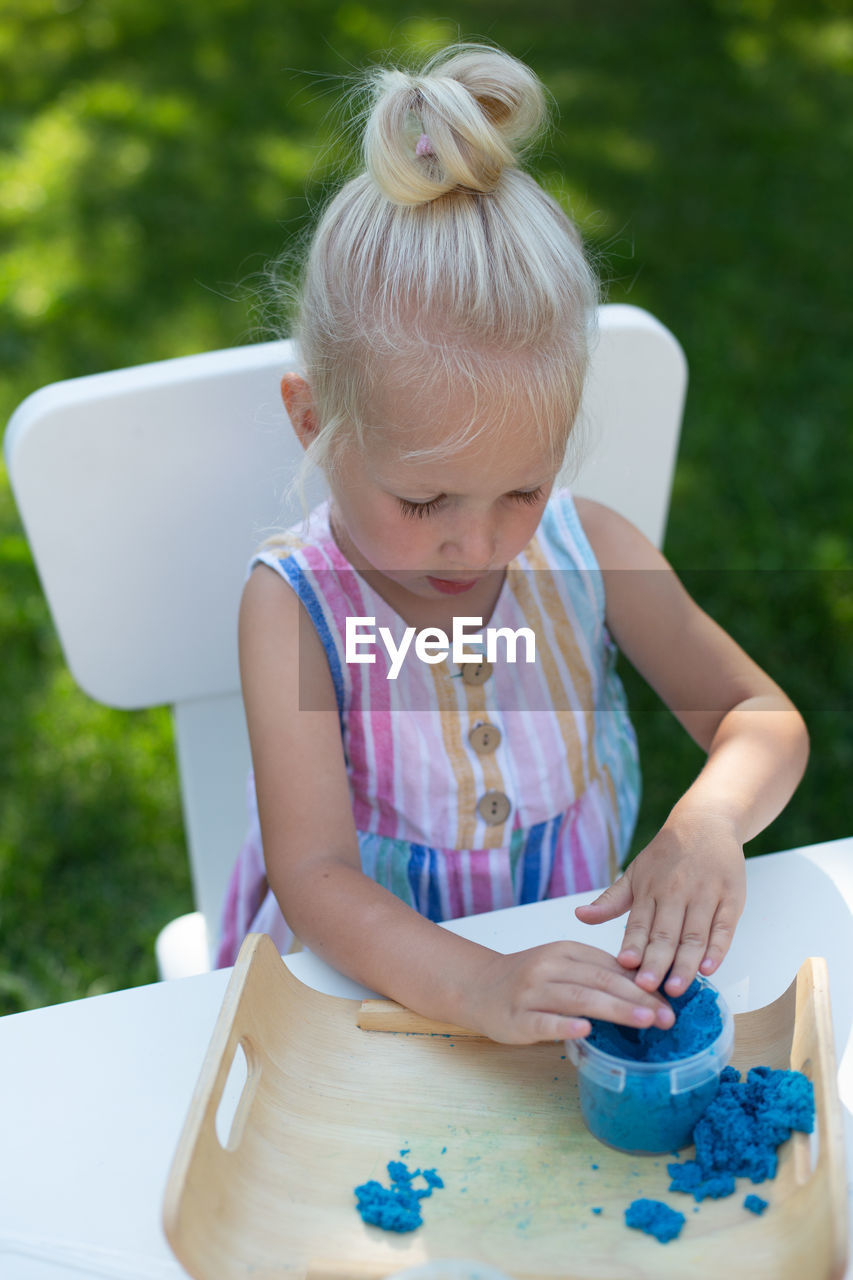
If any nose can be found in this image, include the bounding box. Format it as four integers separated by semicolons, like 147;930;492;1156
439;513;497;571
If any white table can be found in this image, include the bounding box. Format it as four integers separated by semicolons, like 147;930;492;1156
1;837;851;1279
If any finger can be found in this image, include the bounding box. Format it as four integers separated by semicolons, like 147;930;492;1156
575;873;633;925
555;938;650;976
547;963;676;1029
553;987;675;1031
698;898;742;975
504;1012;593;1045
662;902;716;995
551;942;674;1019
542;944;674;1012
631;900;688;992
614;897;656;971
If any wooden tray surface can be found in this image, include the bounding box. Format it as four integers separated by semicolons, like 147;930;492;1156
163;934;848;1280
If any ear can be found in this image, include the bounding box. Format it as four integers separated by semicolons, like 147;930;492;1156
280;373;318;450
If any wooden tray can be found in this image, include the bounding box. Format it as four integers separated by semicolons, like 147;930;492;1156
163;934;848;1279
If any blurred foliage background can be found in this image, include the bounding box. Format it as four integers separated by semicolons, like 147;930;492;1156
1;0;851;1012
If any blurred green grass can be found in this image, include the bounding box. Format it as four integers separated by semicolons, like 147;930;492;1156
2;0;851;1012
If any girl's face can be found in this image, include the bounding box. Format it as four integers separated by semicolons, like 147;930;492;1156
325;375;562;616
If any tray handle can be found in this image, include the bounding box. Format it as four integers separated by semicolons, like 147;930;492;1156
162;934;281;1270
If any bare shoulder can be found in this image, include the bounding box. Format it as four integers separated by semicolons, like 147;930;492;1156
573;496;668;571
239;562;336;714
240;558;300;627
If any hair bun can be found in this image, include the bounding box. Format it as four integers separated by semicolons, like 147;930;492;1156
363;44;547;206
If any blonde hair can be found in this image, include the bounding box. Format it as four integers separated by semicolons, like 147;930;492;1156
283;42;598;503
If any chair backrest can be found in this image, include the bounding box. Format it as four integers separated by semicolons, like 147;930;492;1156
4;303;687;964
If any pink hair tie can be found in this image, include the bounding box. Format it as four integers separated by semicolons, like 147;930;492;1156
415;132;434;157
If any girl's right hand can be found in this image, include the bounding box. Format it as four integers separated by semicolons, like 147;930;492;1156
466;940;677;1045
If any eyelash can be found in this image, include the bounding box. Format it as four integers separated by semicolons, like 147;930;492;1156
398;487;545;519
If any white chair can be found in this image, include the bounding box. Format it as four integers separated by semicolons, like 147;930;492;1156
3;303;687;980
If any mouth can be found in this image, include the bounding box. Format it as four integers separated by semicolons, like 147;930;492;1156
426;576;481;595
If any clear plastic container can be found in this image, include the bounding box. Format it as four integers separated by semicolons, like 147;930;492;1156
565;978;734;1155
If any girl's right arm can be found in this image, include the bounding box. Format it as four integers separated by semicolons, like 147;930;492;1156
240;565;674;1044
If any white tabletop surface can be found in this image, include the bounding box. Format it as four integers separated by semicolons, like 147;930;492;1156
1;836;851;1279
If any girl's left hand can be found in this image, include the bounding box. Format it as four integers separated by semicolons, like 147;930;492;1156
574;808;746;998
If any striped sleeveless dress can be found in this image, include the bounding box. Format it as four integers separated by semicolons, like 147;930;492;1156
215;489;641;966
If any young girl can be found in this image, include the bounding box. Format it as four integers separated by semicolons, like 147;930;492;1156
216;43;808;1044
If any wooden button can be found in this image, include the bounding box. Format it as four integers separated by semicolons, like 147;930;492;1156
477;791;511;825
460;659;493;686
468;722;501;755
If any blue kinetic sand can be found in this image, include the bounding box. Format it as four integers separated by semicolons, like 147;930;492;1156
668;1064;814;1200
565;976;734;1154
354;1159;444;1232
624;1197;686;1242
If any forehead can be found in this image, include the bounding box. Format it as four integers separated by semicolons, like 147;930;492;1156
361;361;564;490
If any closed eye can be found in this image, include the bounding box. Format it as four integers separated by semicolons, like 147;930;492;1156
398;495;446;519
509;486;545;506
398;487;546;518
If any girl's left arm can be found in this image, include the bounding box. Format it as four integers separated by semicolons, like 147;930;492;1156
573;498;810;998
